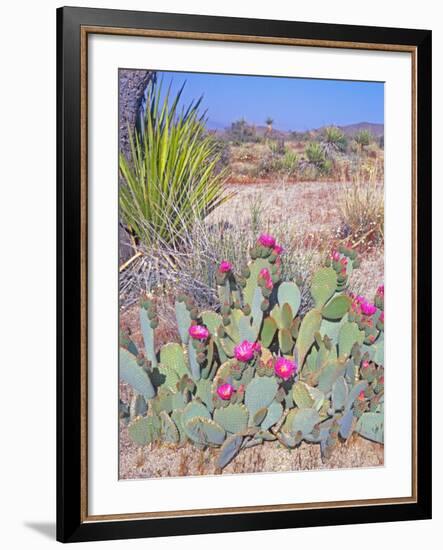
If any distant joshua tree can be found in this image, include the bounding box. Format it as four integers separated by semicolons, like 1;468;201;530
265;117;274;134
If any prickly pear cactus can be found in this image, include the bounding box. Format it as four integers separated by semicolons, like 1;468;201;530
120;239;384;469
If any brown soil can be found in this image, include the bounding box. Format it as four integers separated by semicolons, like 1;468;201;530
119;421;383;479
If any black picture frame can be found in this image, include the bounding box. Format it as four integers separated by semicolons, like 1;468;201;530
57;6;432;543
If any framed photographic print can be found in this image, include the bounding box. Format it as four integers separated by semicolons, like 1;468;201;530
57;6;432;543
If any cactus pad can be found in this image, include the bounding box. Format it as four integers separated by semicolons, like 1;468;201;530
278;281;301;317
297;309;322;368
245;376;278;420
120;348;155;400
214;404;249;434
217;434;244;468
322;295;351;320
311;267;337;308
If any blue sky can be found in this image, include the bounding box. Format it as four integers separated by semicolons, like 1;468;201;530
155;71;384;132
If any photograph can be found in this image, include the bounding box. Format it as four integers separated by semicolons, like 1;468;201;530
118;69;385;479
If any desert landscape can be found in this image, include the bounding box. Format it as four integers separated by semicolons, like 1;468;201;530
118;70;385;479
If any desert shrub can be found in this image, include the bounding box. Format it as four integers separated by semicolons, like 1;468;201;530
119;81;230;248
120;241;384;469
354;129;373;148
337;168;384;249
228;118;259;144
320;126;348;156
290;130;310;141
301;142;332;177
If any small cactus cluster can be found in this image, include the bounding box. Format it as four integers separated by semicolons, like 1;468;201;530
120;237;384;470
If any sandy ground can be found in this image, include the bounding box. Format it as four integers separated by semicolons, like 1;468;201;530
119;422;383;479
119;179;384;478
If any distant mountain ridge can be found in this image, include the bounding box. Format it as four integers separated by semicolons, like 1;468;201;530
210;121;384;138
335;122;384;138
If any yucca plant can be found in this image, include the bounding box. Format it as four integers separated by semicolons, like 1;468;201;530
119;80;230;248
321;126;347;155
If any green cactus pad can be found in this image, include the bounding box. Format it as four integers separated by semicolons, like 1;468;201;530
160;411;180;444
182;401;211;426
362;335;384;366
195;379;214;412
159;343;188;378
187;340;201;381
171;391;187;410
217;434;244;469
278;328;293;354
297;309;322;368
244;258;270;306
355;412;384;443
289;407;321;437
339;409;354;440
292;381;315;409
317;361;346;393
345;380;368;410
245;376;278;420
238;314;257;343
311;267;337;308
129;394;148;420
252;407;268;426
201;310;223;336
260;317;277;348
322;295;352;321
175;300;192;344
214;404;249;434
332;376;348;411
171;409;187;443
278;281;301;317
128;415;160;445
261;400;283;431
320;315;347;343
120;348;156;400
139;308;157;366
281;303;294;329
185;417;226;447
339;322;365;359
157;363;181;392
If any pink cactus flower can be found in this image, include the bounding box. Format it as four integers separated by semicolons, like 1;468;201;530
360;300;377;316
362;360;370;369
259;268;274;290
217;383;234;400
188;325;209;340
274;357;297;380
253;342;261;354
358;390;366;400
377;285;384;297
234;340;258;362
340;257;348;266
273;244;284;255
219;260;233;273
258;233;276;248
331;250;340;262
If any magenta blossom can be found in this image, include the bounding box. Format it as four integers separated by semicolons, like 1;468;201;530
217;383;234;401
351;294;377;316
273;244;284;255
358;390;366;400
360;300;377;316
234;340;259;362
377;285;384;297
219;260;233;273
259;268;273;290
331;250;340;262
362;360;370;369
258;233;276;248
188;325;209;340
274;357;297;380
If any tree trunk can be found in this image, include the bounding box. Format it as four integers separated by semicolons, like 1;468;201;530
118;69;155;263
